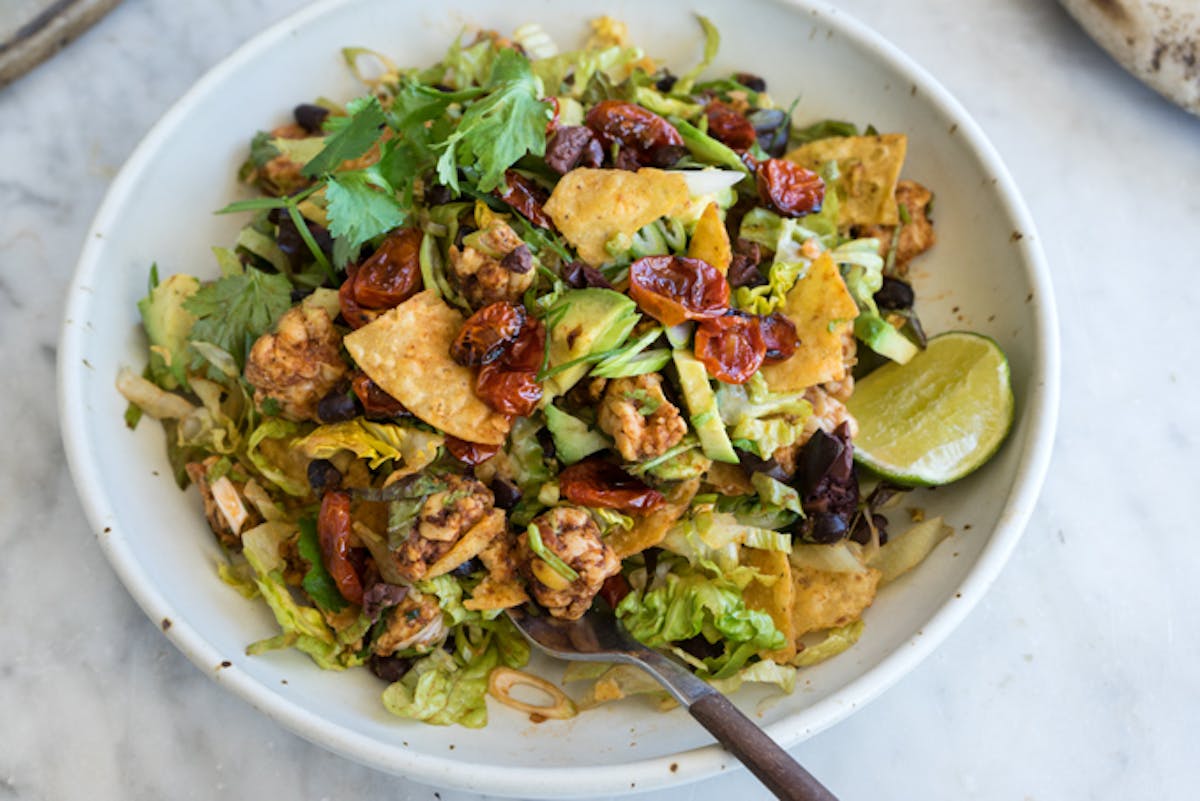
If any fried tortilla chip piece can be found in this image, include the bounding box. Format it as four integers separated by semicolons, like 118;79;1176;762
687;201;732;274
790;564;881;639
761;252;859;391
785;134;907;226
741;548;797;663
424;508;507;580
464;531;530;611
543;168;690;265
343;290;511;445
605;478;699;559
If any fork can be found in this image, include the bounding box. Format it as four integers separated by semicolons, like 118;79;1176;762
506;606;839;801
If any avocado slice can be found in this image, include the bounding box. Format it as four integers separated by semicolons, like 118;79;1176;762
854;312;918;364
543;404;610;465
544;288;639;398
138;273;200;389
671;349;738;464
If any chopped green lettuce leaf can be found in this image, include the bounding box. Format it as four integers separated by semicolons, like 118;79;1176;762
296;419;443;470
616;564;786;679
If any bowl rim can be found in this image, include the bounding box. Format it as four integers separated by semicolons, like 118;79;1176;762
58;0;1061;795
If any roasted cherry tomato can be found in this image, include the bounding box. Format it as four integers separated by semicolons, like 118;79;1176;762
500;317;546;373
444;435;501;465
497;170;555;229
451;301;526;366
475;363;543;417
599;573;632;609
338;276;382;329
759;311;799;363
755;158;825;218
318;490;364;606
705;100;758;151
585;100;685;167
559;458;665;513
351;227;424;308
694;313;766;384
629;255;730;326
351;372;407;418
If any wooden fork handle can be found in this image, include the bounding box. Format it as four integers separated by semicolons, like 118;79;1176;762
689;693;839;801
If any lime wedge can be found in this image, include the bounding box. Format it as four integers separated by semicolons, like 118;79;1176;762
847;332;1014;486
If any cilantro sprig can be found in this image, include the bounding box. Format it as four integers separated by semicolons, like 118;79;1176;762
183;264;292;369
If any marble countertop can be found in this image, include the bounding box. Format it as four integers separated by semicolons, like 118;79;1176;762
3;1;1198;799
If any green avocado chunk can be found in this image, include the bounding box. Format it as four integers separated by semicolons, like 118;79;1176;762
543;404;609;465
138;273;200;389
671;349;738;464
543;288;639;398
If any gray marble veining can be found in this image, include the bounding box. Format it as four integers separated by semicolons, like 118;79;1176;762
2;1;1198;799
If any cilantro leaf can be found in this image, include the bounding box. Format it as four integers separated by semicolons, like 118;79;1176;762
325;168;406;249
301;95;386;177
183;266;292;368
436;48;551;193
248;131;281;168
297;517;348;612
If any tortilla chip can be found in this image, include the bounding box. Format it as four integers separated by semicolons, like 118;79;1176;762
606;478;699;559
785;134;907;226
703;461;755;496
425;508;506;580
760;252;858;392
790;564;880;638
687;202;732;273
544;168;690;265
464;531;530;611
344;290;511;445
741;548;797;663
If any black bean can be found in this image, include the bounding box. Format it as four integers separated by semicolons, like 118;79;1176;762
452;558;482;578
561;261;613;289
361;582;408;621
734;72;767;93
424;182;453;206
307;459;342;494
489;477;522;510
728;239;767;289
455;224;477;249
874;276;915;311
367;654;412;683
748;108;790;158
656;72;678;93
316;388;360;423
293;103;330;134
736;448;790;482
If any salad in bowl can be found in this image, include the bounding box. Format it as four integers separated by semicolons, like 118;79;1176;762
115;14;1011;729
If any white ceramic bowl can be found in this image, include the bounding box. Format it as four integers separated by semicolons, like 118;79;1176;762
59;0;1060;796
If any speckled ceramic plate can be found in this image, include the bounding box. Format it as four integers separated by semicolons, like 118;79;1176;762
1060;0;1200;115
59;0;1060;796
0;0;122;86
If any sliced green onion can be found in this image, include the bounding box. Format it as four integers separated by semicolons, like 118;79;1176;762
527;523;579;582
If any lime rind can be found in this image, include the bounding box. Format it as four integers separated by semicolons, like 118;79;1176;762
847;332;1014;487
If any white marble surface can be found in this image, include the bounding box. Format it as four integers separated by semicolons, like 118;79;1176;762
2;0;1198;799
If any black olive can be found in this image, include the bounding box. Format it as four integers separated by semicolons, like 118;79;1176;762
874;277;915;311
489;477;522;510
293;103;330;134
307;459;342;494
317;388;360;423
